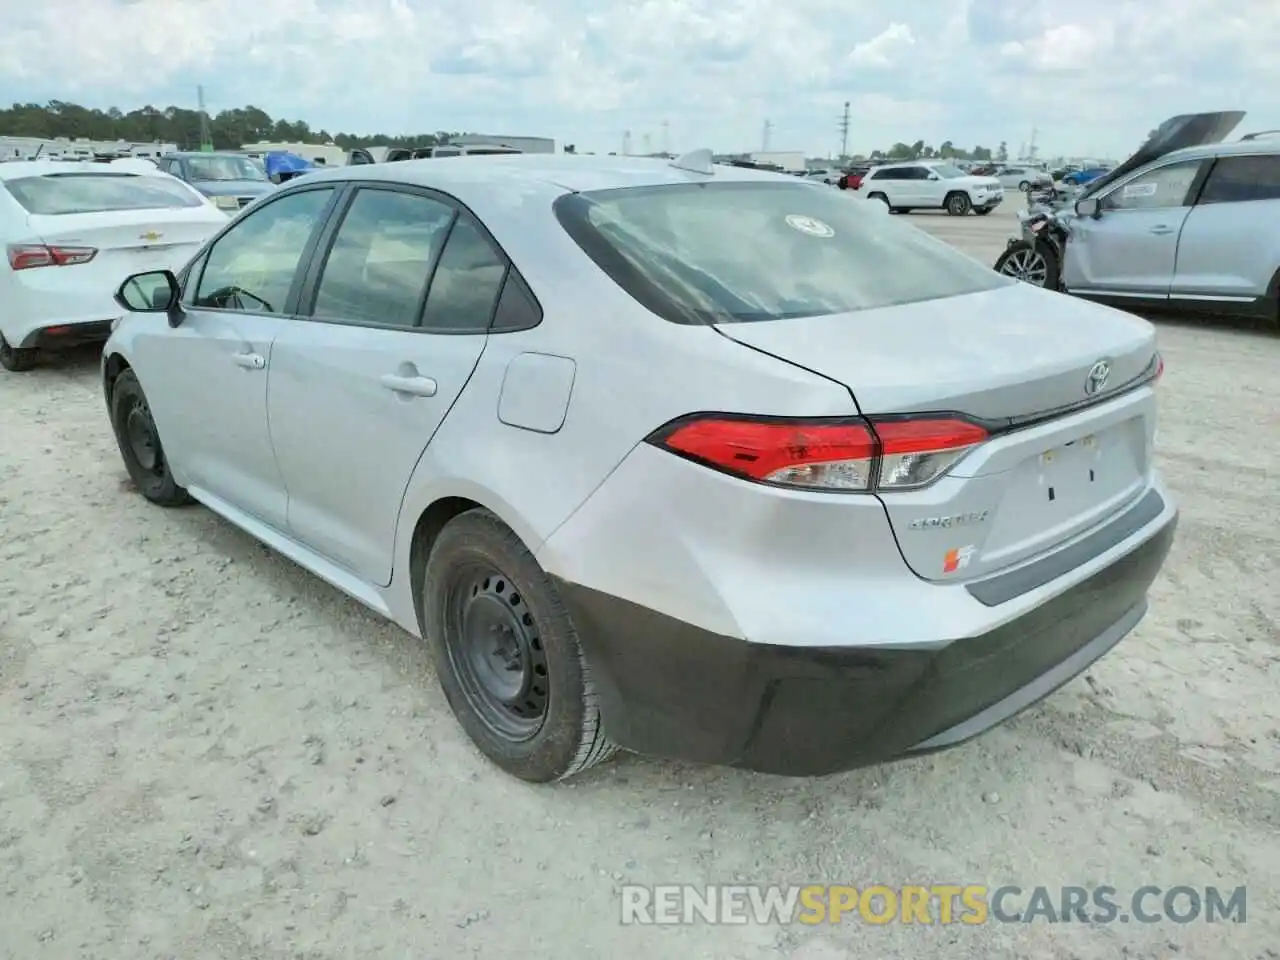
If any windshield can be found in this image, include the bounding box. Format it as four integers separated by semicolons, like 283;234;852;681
3;172;204;214
930;164;969;179
184;156;268;182
553;181;1010;324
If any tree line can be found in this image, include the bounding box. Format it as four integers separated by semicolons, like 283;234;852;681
853;140;1007;163
0;100;461;150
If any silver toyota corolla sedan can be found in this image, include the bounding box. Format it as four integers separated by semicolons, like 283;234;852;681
101;152;1178;783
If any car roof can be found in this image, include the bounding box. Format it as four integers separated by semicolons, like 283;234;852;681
0;160;170;182
1161;137;1280;163
166;151;251;159
291;152;798;195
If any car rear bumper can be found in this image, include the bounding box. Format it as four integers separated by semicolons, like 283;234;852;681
19;319;114;350
557;502;1176;777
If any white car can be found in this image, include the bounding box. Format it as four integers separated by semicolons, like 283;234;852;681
994;165;1053;192
858;161;1004;215
0;162;229;371
100;153;1175;784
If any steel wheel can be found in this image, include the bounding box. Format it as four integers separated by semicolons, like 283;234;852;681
998;245;1050;286
443;564;550;741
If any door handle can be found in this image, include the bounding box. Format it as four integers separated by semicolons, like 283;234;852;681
233;352;265;370
1149;225;1174;235
380;373;438;397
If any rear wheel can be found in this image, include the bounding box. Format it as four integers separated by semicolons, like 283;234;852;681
945;192;972;216
422;508;616;783
108;369;192;506
994;239;1060;289
0;333;37;372
1018;180;1030;192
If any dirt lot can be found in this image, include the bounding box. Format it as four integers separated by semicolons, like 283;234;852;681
1;202;1277;960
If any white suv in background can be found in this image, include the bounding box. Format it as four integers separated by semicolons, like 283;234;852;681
858;161;1004;216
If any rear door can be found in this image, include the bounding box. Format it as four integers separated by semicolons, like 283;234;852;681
1170;153;1280;301
1061;158;1206;298
267;185;501;586
133;184;340;529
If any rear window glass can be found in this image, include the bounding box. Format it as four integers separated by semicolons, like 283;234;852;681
4;173;203;215
553;181;1009;324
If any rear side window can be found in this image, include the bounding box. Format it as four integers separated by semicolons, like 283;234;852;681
1198;155;1280;204
421;218;507;332
553;181;1010;325
3;173;203;214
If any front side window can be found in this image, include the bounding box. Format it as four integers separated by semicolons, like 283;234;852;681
311;188;455;327
194;187;334;313
3;172;203;214
420;218;507;332
1198;155;1280;204
554;180;1011;325
1102;160;1203;211
184;155;269;183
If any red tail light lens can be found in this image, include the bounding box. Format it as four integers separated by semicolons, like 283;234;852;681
7;243;98;271
648;414;988;492
1154;353;1164;382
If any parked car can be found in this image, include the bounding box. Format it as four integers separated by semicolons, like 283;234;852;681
837;163;872;190
155;151;276;214
856;160;1004;215
995;110;1280;321
0;161;231;371
994;165;1053;192
1060;166;1111;186
101;152;1176;783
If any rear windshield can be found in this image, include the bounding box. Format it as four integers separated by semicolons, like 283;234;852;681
4;173;203;215
553;181;1009;324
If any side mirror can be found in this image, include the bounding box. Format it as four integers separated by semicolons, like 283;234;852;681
114;269;183;326
1075;197;1101;219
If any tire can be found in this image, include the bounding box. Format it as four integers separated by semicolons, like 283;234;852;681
1018;181;1030;192
945;192;972;216
0;332;37;372
422;508;616;783
890;207;909;214
994;239;1060;289
867;191;890;208
974;208;994;216
108;369;192;506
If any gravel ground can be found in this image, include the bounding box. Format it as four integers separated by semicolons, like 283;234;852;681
1;202;1277;960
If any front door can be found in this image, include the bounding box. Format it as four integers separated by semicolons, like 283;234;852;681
268;186;504;586
134;185;338;530
1062;158;1205;298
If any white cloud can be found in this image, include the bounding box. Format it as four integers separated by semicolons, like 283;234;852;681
0;0;1277;159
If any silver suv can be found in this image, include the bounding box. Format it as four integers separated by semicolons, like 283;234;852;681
997;111;1280;322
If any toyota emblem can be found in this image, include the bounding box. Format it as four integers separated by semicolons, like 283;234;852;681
1084;360;1111;396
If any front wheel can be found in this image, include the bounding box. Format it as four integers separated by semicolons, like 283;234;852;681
1018;181;1030;192
0;333;37;372
422;509;616;783
109;369;192;506
945;192;972;216
994;239;1060;289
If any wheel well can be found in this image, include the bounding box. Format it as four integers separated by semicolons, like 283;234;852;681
945;190;968;202
103;352;131;402
408;496;483;632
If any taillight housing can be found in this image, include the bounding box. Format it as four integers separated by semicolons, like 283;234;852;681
646;414;988;493
1154;352;1164;382
7;243;98;271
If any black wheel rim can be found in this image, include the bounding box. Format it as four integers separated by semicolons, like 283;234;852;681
444;564;549;741
999;247;1049;286
949;196;968;214
121;397;168;481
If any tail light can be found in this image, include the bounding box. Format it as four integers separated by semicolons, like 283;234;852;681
646;414;988;493
1154;353;1164;382
7;243;98;270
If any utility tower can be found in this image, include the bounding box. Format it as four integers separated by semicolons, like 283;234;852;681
621;129;632;156
1027;126;1040;160
196;85;213;151
838;101;851;159
762;119;773;152
661;120;670;155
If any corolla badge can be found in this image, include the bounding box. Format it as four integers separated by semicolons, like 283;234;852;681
138;231;163;243
1084;359;1111;396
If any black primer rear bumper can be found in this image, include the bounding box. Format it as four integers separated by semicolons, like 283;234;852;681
21;320;113;350
557;510;1176;777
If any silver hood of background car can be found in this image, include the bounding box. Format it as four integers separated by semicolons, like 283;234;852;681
1079;111;1245;199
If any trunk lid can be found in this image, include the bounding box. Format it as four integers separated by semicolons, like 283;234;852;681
27;208;220;272
715;282;1160;583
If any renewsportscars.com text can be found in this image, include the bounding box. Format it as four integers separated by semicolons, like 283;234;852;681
620;884;1247;926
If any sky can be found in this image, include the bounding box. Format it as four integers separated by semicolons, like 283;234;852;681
0;0;1276;160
